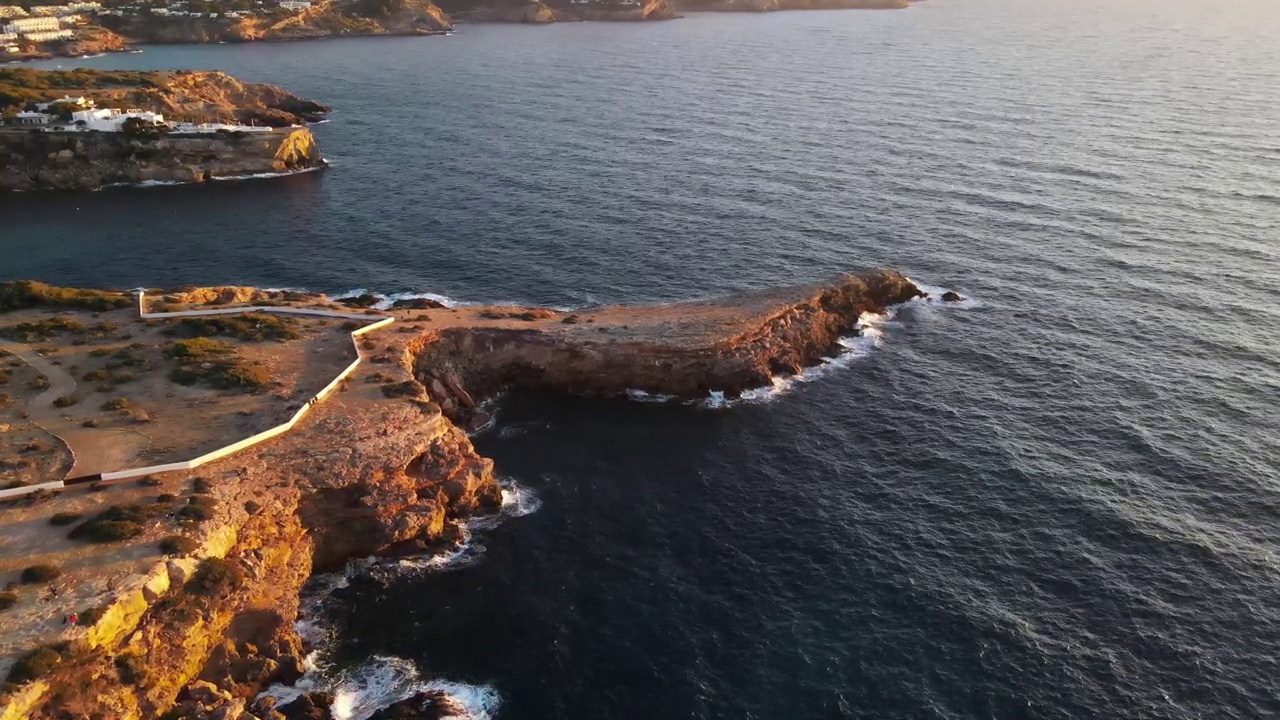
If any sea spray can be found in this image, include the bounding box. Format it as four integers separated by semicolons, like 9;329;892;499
260;478;540;719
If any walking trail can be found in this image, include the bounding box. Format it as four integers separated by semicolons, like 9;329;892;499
0;339;150;479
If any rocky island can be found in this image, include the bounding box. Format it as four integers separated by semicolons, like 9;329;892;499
0;271;959;719
0;69;328;191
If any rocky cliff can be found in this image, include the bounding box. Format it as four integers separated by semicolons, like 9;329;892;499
1;271;939;720
99;0;451;44
680;0;907;9
0;69;330;128
0;127;323;191
452;0;679;22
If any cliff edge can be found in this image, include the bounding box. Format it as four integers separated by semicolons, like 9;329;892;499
0;271;953;720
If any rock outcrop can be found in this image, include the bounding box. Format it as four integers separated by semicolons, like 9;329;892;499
411;270;923;425
680;0;907;9
0;127;324;192
99;0;451;44
1;270;923;720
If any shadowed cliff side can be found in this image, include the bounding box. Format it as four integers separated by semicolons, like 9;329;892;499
0;127;324;192
409;270;924;425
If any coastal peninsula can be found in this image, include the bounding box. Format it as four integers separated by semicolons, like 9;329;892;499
2;0;913;61
0;271;954;719
0;68;328;190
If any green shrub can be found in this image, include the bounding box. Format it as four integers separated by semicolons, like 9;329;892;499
116;652;145;684
0;370;8;385
381;381;419;398
159;535;198;555
0;591;17;611
31;376;50;390
0;281;130;313
165;337;233;360
136;475;161;487
49;512;81;526
89;348;112;357
186;557;244;597
78;604;107;626
162;315;299;342
82;370;109;382
0;316;87;342
156;493;177;503
52;395;76;408
191;477;211;494
68;504;155;543
20;564;61;584
177;496;216;524
6;645;62;684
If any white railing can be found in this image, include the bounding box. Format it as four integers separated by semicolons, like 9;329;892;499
1;291;396;497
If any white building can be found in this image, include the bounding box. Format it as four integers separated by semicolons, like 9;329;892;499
0;6;27;19
29;6;66;16
0;31;15;42
12;112;52;126
5;16;61;34
68;2;102;12
279;1;312;9
24;28;73;41
69;107;166;132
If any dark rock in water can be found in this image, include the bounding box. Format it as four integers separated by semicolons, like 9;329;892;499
368;691;468;720
941;291;963;302
278;692;336;720
339;294;381;308
393;298;447;310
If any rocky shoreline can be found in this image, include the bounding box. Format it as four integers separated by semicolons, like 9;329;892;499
0;70;329;192
0;271;959;719
14;0;916;61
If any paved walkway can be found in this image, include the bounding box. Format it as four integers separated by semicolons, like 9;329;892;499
0;340;149;479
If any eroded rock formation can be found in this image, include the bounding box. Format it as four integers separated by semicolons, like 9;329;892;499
2;270;929;720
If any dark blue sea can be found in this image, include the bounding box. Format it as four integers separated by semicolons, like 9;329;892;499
4;0;1280;717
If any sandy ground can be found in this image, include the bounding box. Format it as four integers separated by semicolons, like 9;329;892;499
0;306;357;482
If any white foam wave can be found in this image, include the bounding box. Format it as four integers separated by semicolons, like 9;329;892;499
331;289;463;310
210;165;326;182
329;656;500;720
908;280;981;309
500;477;542;517
626;389;678;403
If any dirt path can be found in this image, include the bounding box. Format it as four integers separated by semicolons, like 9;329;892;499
0;340;150;479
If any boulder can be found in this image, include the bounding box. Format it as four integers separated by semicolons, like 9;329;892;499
941;291;963;303
392;298;446;310
368;690;468;719
278;692;334;720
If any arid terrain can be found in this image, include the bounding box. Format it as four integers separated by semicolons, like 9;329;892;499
0;271;949;720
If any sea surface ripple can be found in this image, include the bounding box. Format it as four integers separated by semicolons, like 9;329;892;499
3;0;1279;717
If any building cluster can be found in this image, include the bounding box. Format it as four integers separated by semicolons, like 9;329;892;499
0;4;97;45
1;1;311;31
5;95;282;134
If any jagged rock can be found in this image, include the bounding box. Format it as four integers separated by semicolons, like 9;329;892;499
278;692;335;720
392;298;446;310
367;691;467;719
941;291;963;302
339;294;381;308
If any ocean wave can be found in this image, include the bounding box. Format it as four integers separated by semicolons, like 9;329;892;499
626;389;679;403
332;289;462;310
260;478;540;718
210;166;326;182
695;282;974;408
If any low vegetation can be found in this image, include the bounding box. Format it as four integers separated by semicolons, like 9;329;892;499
49;511;82;526
165;338;270;392
53;395;77;408
162;315;299;342
479;308;558;321
381;380;419;398
177;495;217;524
0;316;86;342
6;645;63;685
20;564;62;584
0;591;17;611
68;503;156;543
159;535;198;555
0;280;131;313
187;557;244;597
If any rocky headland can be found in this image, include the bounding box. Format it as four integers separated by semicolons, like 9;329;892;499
0;270;956;720
0;69;328;191
13;0;915;60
